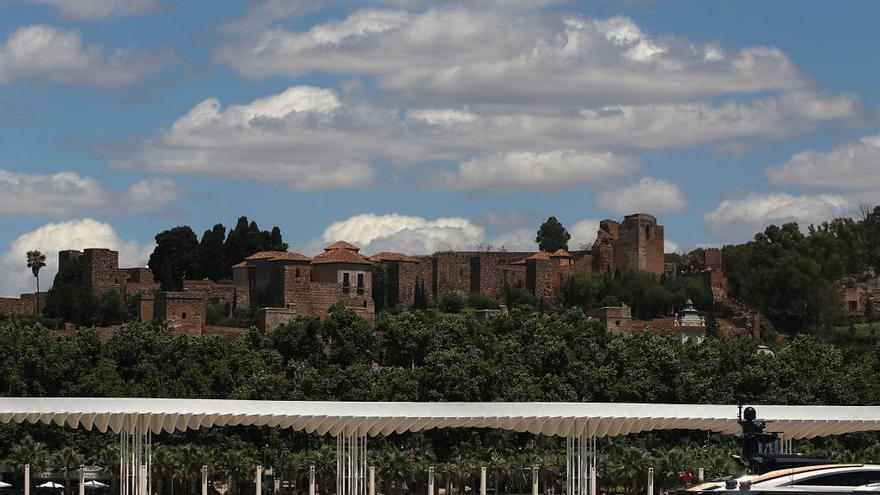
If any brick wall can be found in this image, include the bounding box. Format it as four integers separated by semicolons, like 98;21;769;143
58;250;83;272
612;214;664;277
703;248;722;269
154;292;206;337
137;292;154;321
587;304;632;334
82;248;120;295
183;280;242;308
0;296;33;315
258;307;298;331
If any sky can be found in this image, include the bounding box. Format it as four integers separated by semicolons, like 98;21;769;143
1;0;879;296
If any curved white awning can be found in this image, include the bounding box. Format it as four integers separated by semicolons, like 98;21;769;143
0;398;877;439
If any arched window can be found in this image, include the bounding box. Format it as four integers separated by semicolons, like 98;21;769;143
645;225;651;239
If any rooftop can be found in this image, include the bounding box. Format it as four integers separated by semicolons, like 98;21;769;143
312;248;372;265
324;241;360;252
369;252;420;263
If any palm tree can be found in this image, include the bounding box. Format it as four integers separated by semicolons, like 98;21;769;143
6;436;49;491
218;449;256;495
52;447;83;495
94;444;120;495
26;250;46;314
152;445;178;495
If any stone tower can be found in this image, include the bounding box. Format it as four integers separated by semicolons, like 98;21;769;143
82;248;120;295
612;214;665;277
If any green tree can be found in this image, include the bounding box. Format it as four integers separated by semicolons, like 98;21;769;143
149;226;201;291
26;250;46;314
52;447;83;495
199;224;228;282
44;256;96;325
6;436;49;486
535;217;570;252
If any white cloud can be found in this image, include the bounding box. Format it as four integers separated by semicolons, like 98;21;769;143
0;25;173;87
703;192;853;240
114;85;860;192
0;218;152;297
486;228;536;252
664;238;680;253
425;150;636;192
221;0;325;34
122;177;183;214
11;0;162;20
110;86;379;190
215;8;810;106
318;213;486;255
569;218;600;250
595;177;688;215
767;135;880;189
0;170;182;218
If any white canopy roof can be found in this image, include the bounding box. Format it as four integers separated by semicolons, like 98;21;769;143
1;398;877;439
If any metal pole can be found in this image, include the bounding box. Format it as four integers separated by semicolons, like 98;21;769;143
202;466;208;495
257;466;263;495
698;468;704;482
647;468;653;495
369;467;375;495
428;467;434;495
80;464;85;495
309;466;315;495
480;467;486;495
24;464;30;495
532;467;538;495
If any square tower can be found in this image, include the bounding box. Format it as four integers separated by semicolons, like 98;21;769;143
82;248;120;295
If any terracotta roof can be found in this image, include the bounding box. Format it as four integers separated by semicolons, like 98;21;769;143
369;252;420;263
526;251;552;261
551;248;573;258
231;261;248;269
245;251;311;262
312;248;372;265
324;241;360;252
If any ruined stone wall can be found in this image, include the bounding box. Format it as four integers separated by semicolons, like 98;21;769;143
527;259;573;301
258;307;298;331
703;248;722;269
137;292;154;321
82;248;120;295
0;296;33;315
432;252;472;297
305;282;375;322
432;251;532;300
613;214;664;277
281;265;313;315
587;305;632;334
572;252;593;277
154;292;206;337
396;261;420;307
413;256;435;299
183;280;241;308
591;243;614;274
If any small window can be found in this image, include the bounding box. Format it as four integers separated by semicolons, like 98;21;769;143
645;225;650;239
357;273;364;295
850;301;858;311
342;273;350;294
182;312;187;319
295;268;300;278
615;320;620;327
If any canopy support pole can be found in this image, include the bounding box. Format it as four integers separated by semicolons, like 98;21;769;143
566;432;595;495
120;415;151;495
337;429;367;495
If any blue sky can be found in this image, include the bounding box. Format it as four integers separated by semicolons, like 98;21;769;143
1;0;879;295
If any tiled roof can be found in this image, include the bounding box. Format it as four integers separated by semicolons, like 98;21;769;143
369;252;420;263
312;248;372;265
231;261;248;269
324;241;360;252
526;251;552;261
245;251;311;262
551;249;573;258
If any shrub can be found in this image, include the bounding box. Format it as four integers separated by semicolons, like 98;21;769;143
466;292;498;310
440;293;466;313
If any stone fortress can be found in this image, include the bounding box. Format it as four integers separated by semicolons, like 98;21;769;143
0;213;733;338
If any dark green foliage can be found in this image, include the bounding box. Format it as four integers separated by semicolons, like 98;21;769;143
535;216;570;252
224;216;286;271
413;280;429;310
199;224;227;282
506;287;539;309
372;265;389;313
466;292;498;310
206;302;258;328
4;308;880;493
439;293;465;313
149;226;201;291
44;256;94;324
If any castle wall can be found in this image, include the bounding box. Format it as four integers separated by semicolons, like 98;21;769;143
154;292;206;337
0;296;35;316
611;214;664;277
82;248;120;295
